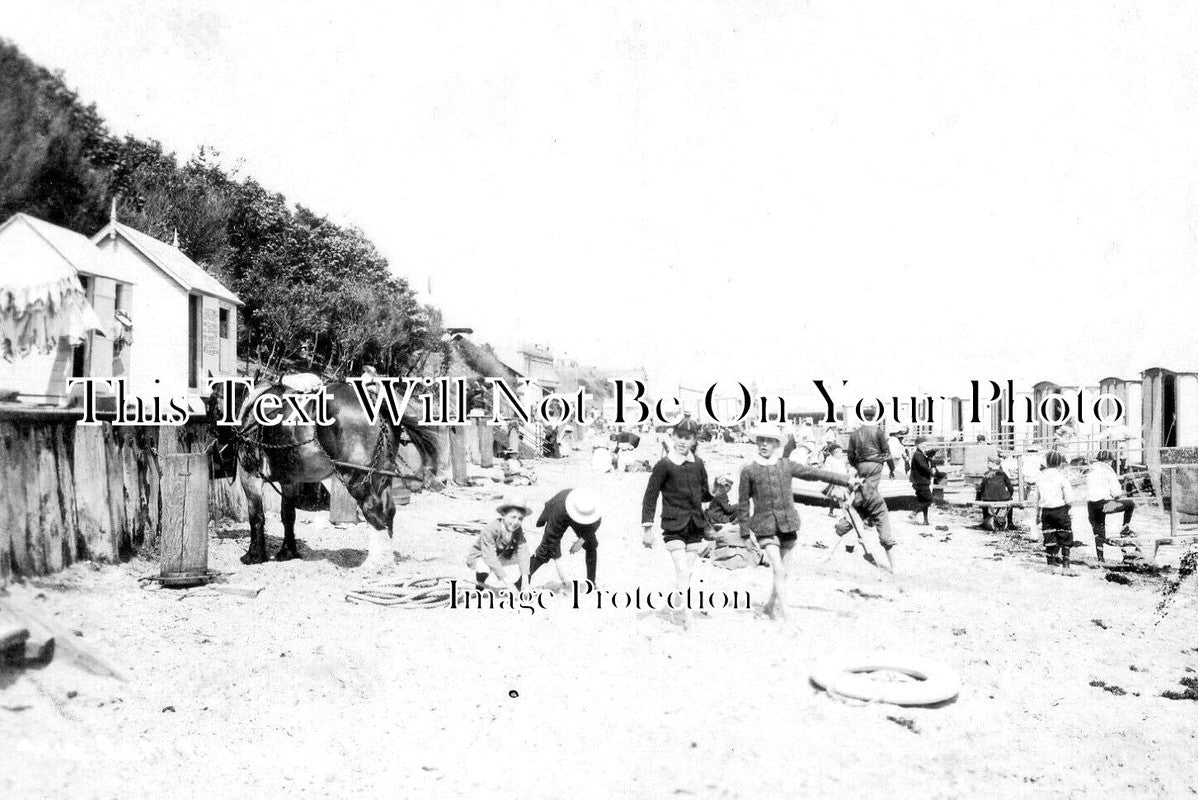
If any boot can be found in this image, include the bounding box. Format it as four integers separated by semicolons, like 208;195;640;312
1045;546;1059;566
1060;548;1071;572
1095;545;1105;563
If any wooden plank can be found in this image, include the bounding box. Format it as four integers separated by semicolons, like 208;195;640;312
37;425;64;573
478;421;495;469
0;424;14;584
102;424;128;557
449;425;469;484
53;423;79;565
1;422;30;578
22;423;45;575
159;453;209;578
73;424;117;562
121;433;142;551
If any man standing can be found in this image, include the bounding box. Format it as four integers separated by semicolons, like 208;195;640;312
847;407;895;490
529;488;602;586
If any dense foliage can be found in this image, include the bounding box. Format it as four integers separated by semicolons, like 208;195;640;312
0;39;441;377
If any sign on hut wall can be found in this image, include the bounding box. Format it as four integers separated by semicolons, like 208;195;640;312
202;308;220;359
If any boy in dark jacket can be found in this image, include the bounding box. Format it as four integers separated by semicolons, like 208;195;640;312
642;418;711;628
909;437;945;525
976;455;1015;530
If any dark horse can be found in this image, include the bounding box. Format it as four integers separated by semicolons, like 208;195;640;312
209;381;438;568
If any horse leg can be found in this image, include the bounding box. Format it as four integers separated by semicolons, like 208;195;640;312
276;483;303;561
240;467;269;565
358;484;397;573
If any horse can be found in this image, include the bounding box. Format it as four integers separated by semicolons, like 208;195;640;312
208;380;438;571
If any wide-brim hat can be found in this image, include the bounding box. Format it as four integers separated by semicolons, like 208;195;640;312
496;496;533;517
565;488;601;525
749;425;786;444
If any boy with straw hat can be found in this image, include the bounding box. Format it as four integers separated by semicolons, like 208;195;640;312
529;488;603;587
466;495;532;591
738;423;857;621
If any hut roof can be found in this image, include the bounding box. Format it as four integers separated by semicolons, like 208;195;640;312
92;221;242;306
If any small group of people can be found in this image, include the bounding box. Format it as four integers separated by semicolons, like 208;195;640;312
639;417;898;625
465;487;602;592
972;446;1137;571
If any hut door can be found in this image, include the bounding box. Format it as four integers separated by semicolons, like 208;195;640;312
188;295;200;389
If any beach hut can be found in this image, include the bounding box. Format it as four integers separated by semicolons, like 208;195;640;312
0;213;131;402
1141;367;1198;472
1097;376;1143;463
91;218;242;408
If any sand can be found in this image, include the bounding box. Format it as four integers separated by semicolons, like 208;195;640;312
2;442;1197;800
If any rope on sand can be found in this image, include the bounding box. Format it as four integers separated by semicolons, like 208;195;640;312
345;576;458;608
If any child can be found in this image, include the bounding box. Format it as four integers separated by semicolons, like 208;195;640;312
642;418;712;627
977;454;1015;530
466;496;532;591
738;425;855;621
1085;450;1135;562
1036;450;1074;571
822;443;851;517
909;437;944;525
529;488;602;587
706;474;738;526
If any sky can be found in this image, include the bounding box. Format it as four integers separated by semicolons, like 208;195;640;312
4;0;1198;398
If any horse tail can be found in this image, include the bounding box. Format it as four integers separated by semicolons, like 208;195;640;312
398;414;439;468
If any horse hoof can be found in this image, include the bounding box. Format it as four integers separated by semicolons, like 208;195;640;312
241;551;268;565
359;556;394;574
275;548;302;562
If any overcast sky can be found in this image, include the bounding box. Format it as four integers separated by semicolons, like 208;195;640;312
4;0;1197;398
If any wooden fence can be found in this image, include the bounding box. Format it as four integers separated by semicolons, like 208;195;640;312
0;406;216;587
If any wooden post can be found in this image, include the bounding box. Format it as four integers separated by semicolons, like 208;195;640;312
436;427;452;477
478;420;495;468
159;453;209;586
329;479;359;524
102;425;127;557
450;425;469;484
73;425;116;562
37;428;64;572
2;423;31;578
53;423;79;565
465;420;481;466
22;424;44;575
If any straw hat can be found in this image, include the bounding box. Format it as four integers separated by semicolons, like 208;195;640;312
565;488;601;525
496;495;533;517
749;424;786;444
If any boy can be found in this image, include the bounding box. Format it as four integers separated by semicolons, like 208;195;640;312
642;418;712;627
739;425;855;620
466;496;532;591
1036;451;1074;571
1085;450;1135;562
529;488;602;587
977;454;1015;530
909;437;945;525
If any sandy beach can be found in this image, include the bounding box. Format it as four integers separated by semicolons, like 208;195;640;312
2;442;1196;800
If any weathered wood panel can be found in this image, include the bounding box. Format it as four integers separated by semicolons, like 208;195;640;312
159;453;208;578
73;425;117;562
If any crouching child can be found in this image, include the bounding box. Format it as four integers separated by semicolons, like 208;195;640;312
466;497;532;591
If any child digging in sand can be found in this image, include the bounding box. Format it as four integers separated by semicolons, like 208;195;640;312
466;496;532;591
738;424;856;621
642;418;711;628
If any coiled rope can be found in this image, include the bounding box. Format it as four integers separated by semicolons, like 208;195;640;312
345;575;458;608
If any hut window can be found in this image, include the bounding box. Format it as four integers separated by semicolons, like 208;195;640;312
114;283;127;311
219;308;230;339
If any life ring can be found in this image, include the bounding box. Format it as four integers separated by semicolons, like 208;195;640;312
810;653;960;706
